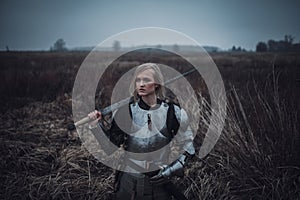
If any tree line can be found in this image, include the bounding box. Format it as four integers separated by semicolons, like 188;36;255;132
256;35;300;52
49;36;300;53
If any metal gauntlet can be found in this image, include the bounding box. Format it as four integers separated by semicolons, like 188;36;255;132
150;154;188;185
161;154;186;177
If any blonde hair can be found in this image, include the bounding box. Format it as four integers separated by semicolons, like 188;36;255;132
129;63;165;101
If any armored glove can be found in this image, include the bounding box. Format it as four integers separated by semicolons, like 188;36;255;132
150;154;187;185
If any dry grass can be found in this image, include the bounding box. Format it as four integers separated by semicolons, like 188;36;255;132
0;51;299;199
179;64;300;199
0;98;114;199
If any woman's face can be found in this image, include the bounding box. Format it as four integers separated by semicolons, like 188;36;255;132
135;69;157;97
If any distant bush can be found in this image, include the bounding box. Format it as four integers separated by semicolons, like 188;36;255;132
256;42;268;52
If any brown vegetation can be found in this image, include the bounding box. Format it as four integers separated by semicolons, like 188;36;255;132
0;51;299;199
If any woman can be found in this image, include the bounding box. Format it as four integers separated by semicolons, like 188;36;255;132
89;63;195;200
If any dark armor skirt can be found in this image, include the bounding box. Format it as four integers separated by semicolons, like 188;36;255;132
114;172;172;200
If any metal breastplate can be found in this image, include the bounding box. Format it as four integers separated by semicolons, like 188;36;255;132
125;103;171;160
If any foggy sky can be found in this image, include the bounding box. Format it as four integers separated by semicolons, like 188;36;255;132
0;0;299;51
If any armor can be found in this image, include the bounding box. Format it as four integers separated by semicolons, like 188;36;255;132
91;98;195;199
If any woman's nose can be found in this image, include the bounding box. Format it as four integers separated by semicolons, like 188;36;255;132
139;80;145;86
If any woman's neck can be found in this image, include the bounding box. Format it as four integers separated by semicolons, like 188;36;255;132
141;95;157;107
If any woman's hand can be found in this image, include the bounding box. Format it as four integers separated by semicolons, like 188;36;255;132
88;110;102;127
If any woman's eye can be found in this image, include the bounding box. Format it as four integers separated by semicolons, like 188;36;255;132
144;78;151;83
136;78;151;83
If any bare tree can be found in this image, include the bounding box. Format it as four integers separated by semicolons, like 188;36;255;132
113;40;121;52
50;38;67;52
172;44;179;52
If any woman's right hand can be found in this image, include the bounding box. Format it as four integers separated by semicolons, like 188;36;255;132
88;110;102;127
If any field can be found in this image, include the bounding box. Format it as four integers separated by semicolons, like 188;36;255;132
0;51;299;199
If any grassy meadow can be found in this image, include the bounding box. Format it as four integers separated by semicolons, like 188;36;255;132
0;51;299;199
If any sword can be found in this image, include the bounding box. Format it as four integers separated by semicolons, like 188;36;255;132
70;68;196;128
